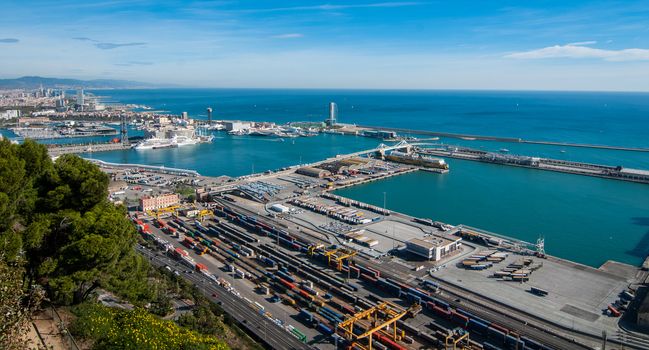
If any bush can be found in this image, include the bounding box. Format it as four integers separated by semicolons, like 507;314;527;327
71;303;229;350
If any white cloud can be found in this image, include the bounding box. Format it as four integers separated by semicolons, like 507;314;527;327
271;33;304;39
505;44;649;61
566;41;597;46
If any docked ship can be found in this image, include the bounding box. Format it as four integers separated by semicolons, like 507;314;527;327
384;150;449;170
134;123;213;150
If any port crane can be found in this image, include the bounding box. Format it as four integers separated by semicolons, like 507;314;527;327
338;301;412;350
444;328;471;350
147;205;181;219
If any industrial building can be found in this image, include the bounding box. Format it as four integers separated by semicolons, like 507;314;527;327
296;166;331;178
223;120;252;132
316;157;369;174
405;235;462;261
139;193;180;211
270;203;290;213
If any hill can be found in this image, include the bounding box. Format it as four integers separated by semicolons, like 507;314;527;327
0;76;161;89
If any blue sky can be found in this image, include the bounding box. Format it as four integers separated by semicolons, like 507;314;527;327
1;0;649;90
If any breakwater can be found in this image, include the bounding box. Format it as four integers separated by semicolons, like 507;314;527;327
358;125;649;153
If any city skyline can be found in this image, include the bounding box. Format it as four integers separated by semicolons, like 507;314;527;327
2;0;649;91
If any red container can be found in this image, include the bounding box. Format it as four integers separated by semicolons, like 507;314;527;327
375;332;405;350
279;278;296;290
490;323;509;335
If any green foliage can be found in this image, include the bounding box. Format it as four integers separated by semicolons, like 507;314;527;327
0;139;141;305
174;185;195;198
70;303;230;350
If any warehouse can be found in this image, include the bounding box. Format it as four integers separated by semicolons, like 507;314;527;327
406;235;462;261
296;166;331;178
270;203;290;213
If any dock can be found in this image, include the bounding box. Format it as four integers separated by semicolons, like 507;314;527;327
418;146;649;184
47;142;130;157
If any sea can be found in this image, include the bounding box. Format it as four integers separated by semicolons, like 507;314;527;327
4;88;649;267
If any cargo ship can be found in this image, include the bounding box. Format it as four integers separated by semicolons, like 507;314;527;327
384;150;449;170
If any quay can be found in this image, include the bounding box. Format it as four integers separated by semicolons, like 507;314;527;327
358;124;649;153
48;141;130;157
418;145;649;184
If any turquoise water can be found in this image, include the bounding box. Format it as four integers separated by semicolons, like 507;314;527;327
81;133;380;177
334;160;649;268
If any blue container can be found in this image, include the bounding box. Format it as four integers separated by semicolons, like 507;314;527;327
317;323;333;335
299;310;313;323
487;326;507;344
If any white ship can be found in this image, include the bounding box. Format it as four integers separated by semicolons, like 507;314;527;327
133;138;177;150
134;132;214;150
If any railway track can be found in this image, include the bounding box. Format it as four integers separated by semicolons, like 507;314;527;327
210;199;618;349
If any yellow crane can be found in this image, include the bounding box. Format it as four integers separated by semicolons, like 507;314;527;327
334;250;357;271
197;209;213;222
337;301;412;350
445;329;470;350
147;205;181;219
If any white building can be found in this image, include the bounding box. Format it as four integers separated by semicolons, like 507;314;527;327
0;109;20;120
270;203;290;213
406;235;462;261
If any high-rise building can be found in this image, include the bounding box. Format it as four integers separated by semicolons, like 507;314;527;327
77;89;84;111
206;107;212;123
327;102;338;126
181;111;188;119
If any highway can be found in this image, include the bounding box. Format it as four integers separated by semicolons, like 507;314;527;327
135;246;312;350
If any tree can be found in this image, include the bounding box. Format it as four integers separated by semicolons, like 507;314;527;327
0;139;144;306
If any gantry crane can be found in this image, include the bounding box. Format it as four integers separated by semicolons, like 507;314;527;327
334;250;357;271
147;205;181;219
445;328;471;350
337;301;412;350
197;209;213;222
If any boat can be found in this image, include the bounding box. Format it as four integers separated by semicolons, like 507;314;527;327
499;148;510;153
133;138;178;150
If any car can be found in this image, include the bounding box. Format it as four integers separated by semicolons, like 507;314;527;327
173;271;180;276
165;266;172;271
212;293;217;297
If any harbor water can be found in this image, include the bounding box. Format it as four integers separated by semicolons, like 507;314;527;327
334;160;649;268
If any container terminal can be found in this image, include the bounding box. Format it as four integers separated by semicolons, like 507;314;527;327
96;141;649;350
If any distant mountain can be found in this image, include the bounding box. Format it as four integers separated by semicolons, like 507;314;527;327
0;76;162;89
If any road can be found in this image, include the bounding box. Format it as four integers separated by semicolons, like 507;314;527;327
135;246;312;350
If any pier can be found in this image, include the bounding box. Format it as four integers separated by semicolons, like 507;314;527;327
418;146;649;184
47;142;130;157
